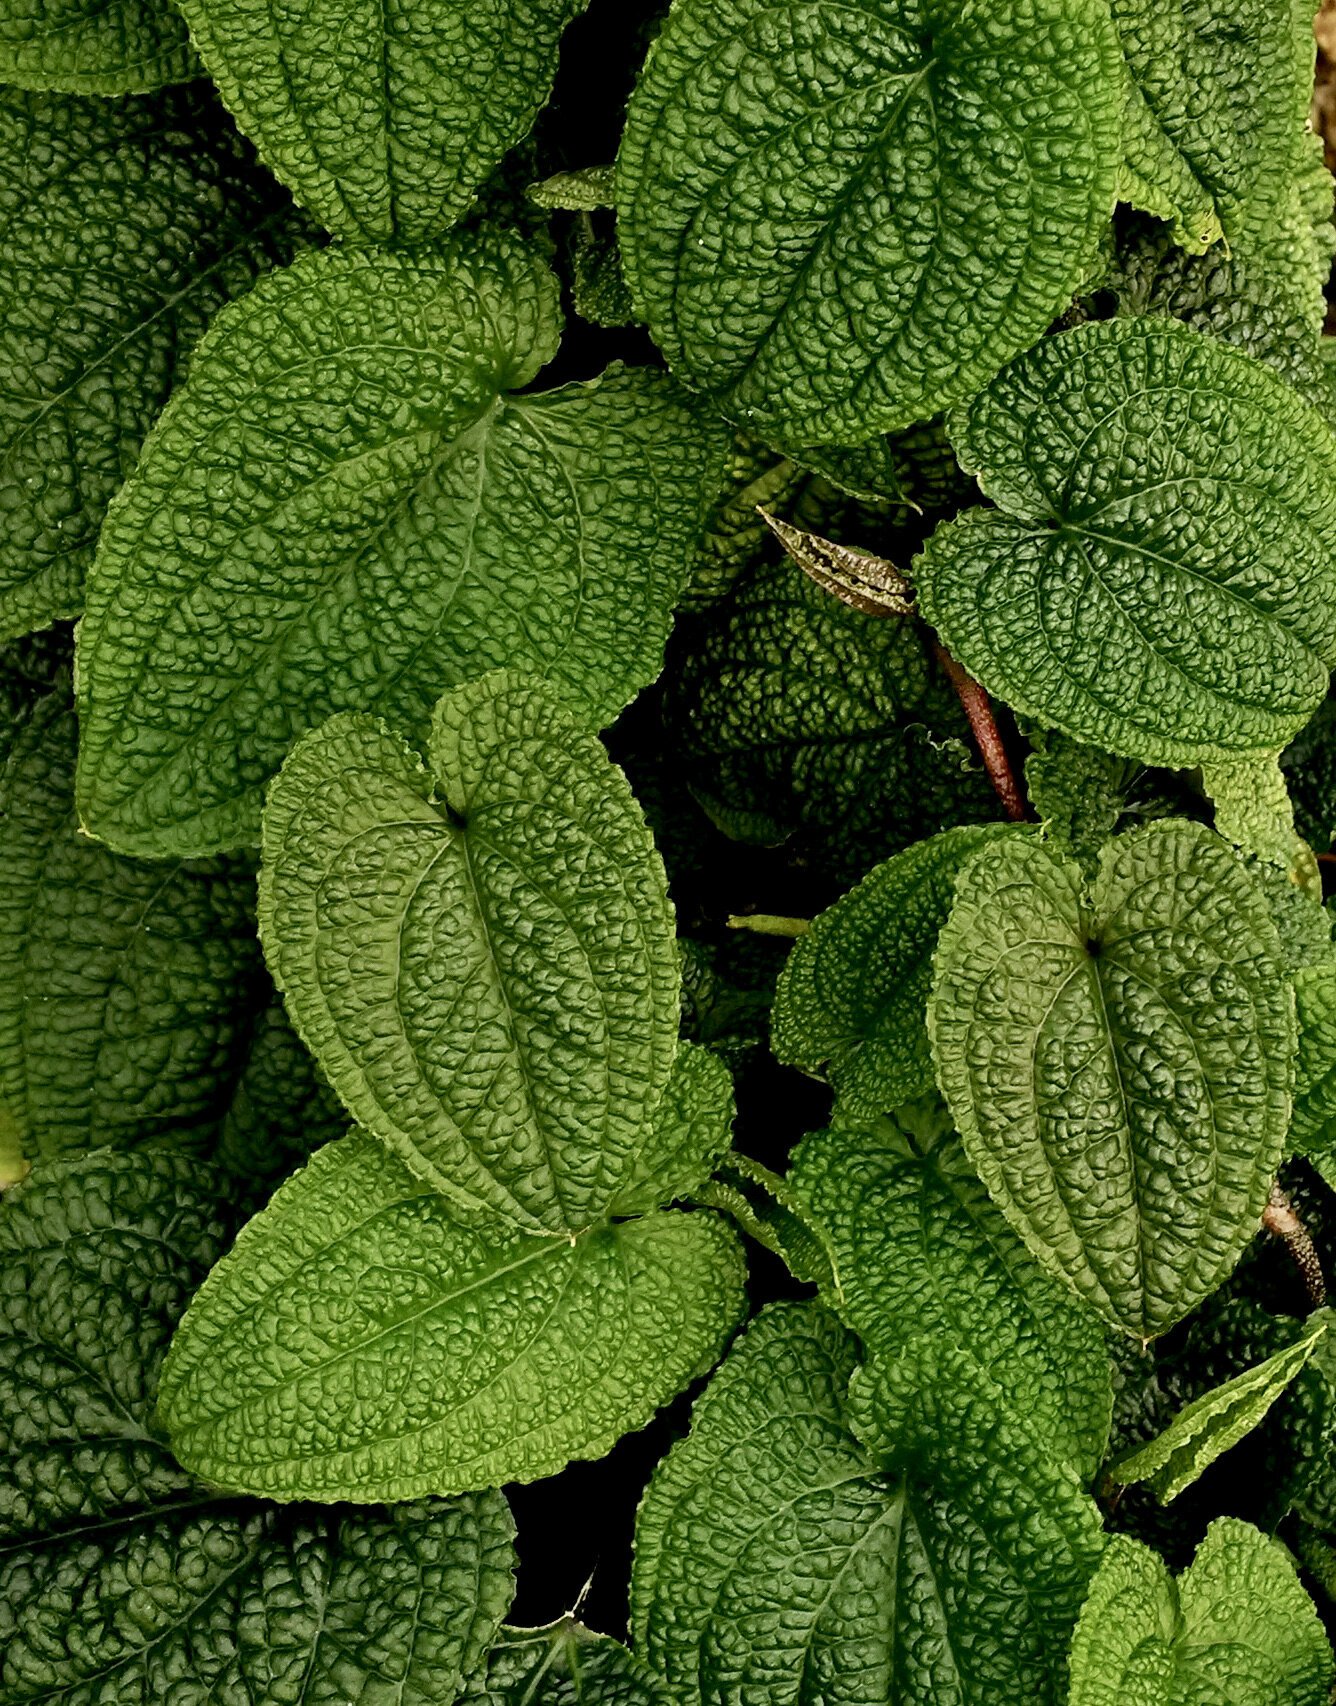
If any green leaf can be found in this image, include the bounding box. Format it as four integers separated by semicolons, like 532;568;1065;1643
667;555;999;884
616;0;1122;446
0;688;266;1167
1113;1309;1331;1502
611;1042;735;1216
1099;135;1336;405
0;86;309;640
76;234;725;858
916;317;1336;767
771;825;1022;1116
1284;691;1336;851
464;1622;670;1705
1202;753;1316;888
787;1114;1112;1480
0;1148;517;1706
1295;961;1336;1158
929;819;1294;1339
159;1131;746;1500
1112;0;1315;253
176;0;587;243
0;0;194;91
259;672;679;1235
1023;728;1178;872
632;1303;1104;1706
1069;1521;1333;1706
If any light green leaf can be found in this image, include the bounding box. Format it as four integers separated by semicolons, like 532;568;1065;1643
787;1114;1112;1480
617;0;1122;446
177;0;587;243
464;1622;670;1705
917;317;1336;767
1069;1521;1333;1706
771;825;1022;1116
632;1303;1104;1706
76;235;725;858
1293;961;1336;1157
1113;1310;1331;1502
1202;754;1318;897
159;1131;746;1501
0;86;309;640
0;1148;517;1706
668;555;999;885
0;0;194;91
0;688;265;1167
259;673;679;1235
611;1043;735;1216
928;819;1294;1339
1023;728;1168;872
1112;0;1315;253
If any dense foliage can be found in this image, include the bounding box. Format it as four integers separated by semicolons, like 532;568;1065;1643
3;0;1336;1701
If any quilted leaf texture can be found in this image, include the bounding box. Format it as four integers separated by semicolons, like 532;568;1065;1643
632;1304;1104;1706
917;318;1336;766
76;234;725;858
1113;1309;1331;1503
463;1622;670;1705
1292;960;1336;1156
0;85;308;640
259;674;680;1234
667;555;999;884
214;989;350;1186
0;1148;518;1706
1068;1522;1333;1706
617;0;1123;446
611;1042;735;1216
771;825;1023;1117
177;0;585;243
158;1131;747;1500
787;1115;1112;1480
0;0;193;91
929;820;1293;1340
0;688;266;1166
1112;0;1314;251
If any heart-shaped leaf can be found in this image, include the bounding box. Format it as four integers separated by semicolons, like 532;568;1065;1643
617;0;1122;447
259;672;680;1234
917;317;1336;766
1069;1522;1332;1705
929;819;1293;1339
159;1132;746;1500
76;234;724;858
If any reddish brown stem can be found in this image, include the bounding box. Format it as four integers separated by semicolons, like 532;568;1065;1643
932;642;1028;823
1263;1182;1327;1309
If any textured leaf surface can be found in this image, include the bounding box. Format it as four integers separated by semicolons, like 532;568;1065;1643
178;0;584;242
0;688;266;1166
160;1132;746;1500
214;990;349;1187
0;1148;517;1706
1113;1310;1330;1502
76;236;723;857
668;556;998;883
787;1115;1112;1479
771;825;1020;1116
463;1622;670;1705
1112;0;1314;251
0;86;307;639
260;674;679;1234
0;0;193;91
617;0;1122;445
611;1043;735;1216
917;318;1336;766
632;1303;1103;1706
1069;1522;1333;1706
1293;961;1336;1157
929;820;1294;1338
